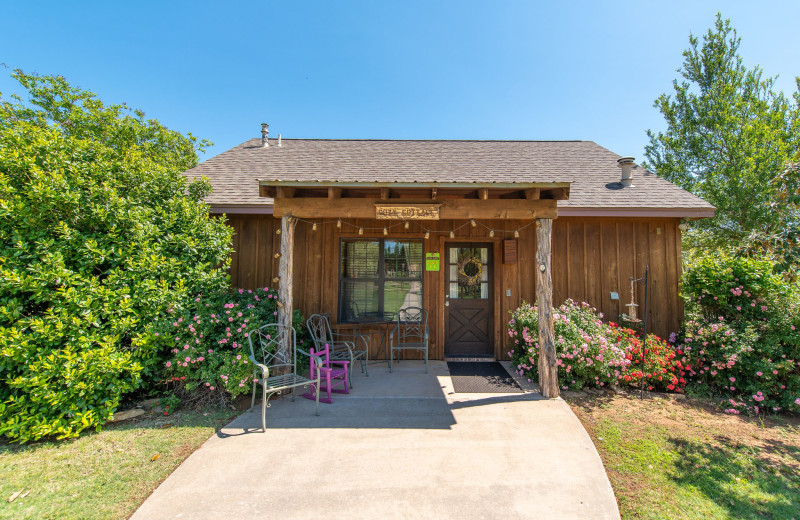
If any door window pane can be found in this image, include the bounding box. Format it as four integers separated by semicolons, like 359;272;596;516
449;246;489;300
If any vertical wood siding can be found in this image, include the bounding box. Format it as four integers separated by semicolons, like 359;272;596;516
224;215;683;359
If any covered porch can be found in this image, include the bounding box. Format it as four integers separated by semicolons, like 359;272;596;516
261;180;569;397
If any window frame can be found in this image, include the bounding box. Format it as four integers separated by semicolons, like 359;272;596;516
337;237;424;323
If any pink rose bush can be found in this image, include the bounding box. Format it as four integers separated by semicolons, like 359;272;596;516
676;253;800;415
154;287;309;398
508;299;684;392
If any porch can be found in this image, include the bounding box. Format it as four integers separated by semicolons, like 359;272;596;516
131;361;621;520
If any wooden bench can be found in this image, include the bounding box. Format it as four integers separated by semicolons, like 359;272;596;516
247;322;321;431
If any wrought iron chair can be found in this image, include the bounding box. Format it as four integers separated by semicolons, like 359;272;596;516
389;306;429;373
301;343;349;404
306;314;369;387
248;323;321;431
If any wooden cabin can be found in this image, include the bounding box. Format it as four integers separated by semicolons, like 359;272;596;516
187;135;713;392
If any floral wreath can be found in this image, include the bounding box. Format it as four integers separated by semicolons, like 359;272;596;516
458;255;483;286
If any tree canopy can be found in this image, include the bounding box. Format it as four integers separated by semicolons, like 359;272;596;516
644;14;800;269
0;71;232;441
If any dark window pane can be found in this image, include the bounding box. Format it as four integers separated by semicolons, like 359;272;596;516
340;280;379;321
340;240;379;278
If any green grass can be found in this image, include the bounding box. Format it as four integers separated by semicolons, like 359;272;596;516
0;407;237;520
573;396;800;520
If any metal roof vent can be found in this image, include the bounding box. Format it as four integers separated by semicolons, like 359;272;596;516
618;157;635;187
261;123;269;148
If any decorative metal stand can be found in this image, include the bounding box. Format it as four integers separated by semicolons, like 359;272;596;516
625;266;649;400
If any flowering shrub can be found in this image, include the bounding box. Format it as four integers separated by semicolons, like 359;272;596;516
154;288;310;399
677;253;800;414
508;299;683;392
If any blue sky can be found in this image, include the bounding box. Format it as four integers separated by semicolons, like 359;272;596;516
1;1;798;163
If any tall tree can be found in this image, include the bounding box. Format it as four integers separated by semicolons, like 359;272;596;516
0;71;232;441
644;14;800;250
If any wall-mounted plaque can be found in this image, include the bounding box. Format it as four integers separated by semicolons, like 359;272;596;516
375;204;441;220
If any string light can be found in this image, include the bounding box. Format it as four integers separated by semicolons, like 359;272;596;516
514;230;520;238
336;219;342;229
424;230;430;239
404;221;410;229
383;227;388;236
449;230;455;238
470;219;476;227
358;227;364;235
312;222;317;231
489;229;495;237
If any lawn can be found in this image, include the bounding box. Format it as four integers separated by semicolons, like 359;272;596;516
0;405;239;520
565;392;800;520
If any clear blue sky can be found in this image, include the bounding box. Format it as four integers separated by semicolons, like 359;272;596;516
2;1;798;163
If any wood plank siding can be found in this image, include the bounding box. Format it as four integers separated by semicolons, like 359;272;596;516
224;215;683;360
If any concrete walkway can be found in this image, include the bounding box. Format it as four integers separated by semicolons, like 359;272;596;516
132;361;620;520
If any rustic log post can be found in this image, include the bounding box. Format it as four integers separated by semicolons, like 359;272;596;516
536;218;559;398
277;214;296;358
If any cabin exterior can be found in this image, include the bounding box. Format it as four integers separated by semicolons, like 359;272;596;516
186;134;713;395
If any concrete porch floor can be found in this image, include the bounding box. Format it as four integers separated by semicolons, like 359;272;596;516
131;361;620;520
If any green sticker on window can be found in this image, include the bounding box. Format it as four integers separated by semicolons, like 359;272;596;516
426;252;440;271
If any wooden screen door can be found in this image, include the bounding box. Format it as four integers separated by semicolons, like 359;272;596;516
444;243;493;357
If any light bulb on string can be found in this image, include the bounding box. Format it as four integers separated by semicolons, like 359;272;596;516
336;219;342;229
424;230;430;240
312;222;317;231
358;227;364;235
383;227;388;236
449;230;455;238
470;219;476;227
514;229;519;238
489;229;495;238
404;221;410;230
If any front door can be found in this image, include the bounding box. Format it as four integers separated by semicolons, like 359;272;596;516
444;243;493;357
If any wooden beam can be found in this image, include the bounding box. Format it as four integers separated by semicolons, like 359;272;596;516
380;187;390;200
431;187;438;199
276;187;296;199
277;215;296;358
536;218;559;398
542;187;568;200
479;188;489;200
524;188;541;200
328;187;342;199
273;197;558;219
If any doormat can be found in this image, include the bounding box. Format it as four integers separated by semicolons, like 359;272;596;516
447;362;523;393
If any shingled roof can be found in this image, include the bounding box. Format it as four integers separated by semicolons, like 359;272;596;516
185;138;714;217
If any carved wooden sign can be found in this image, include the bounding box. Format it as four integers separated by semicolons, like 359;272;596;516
375;204;441;220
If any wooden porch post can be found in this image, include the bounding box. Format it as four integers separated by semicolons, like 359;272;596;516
278;214;296;356
536;218;559;398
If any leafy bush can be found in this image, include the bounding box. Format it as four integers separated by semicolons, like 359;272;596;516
0;71;232;442
677;253;800;414
157;287;310;399
508;300;683;392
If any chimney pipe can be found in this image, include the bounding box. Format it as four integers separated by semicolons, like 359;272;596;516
618;157;635;187
261;123;269;148
278;133;282;147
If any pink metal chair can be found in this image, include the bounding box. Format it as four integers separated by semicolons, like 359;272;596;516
302;343;350;404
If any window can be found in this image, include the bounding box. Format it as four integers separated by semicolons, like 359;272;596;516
339;239;424;322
